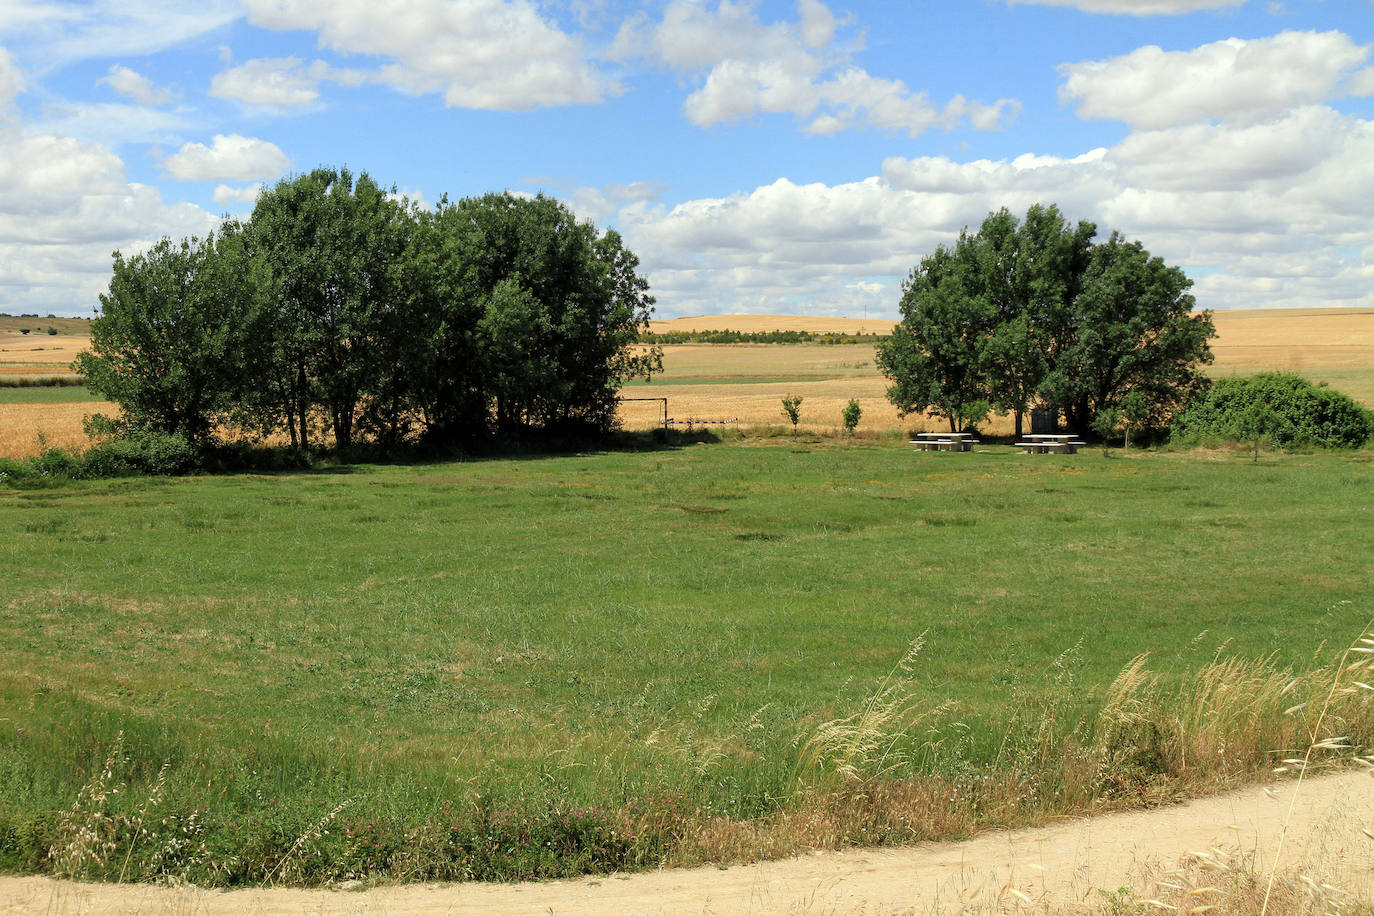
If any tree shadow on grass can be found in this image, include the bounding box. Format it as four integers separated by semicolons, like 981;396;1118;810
201;427;724;477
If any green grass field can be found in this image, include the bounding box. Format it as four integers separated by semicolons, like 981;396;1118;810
0;385;94;404
2;437;1373;884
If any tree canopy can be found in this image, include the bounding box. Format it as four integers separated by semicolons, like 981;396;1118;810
79;170;660;452
876;204;1214;436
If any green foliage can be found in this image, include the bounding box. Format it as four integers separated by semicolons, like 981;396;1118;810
781;393;803;433
1042;232;1213;432
81;429;200;477
80;172;658;457
75;227;264;446
1172;373;1374;450
1091;407;1124;456
243;167;410;451
841;398;862;436
0;428;198;482
878;203;1214;436
1120;390;1148;448
0;375;86;389
876;244;994;433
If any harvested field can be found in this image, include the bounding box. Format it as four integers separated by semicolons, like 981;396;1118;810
1209;307;1374;404
0;333;89;371
0;402;107;459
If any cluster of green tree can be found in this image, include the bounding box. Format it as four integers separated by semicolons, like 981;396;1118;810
876;204;1216;437
1172;372;1373;451
76;168;661;453
639;329;882;345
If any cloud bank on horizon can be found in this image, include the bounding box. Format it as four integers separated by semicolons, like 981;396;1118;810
0;0;1371;318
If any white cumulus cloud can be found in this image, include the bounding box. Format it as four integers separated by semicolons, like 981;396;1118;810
163;134;290;182
238;0;616;110
1059;30;1372;128
614;0;1018;136
212;183;264;205
0;113;220;312
211;57;319;107
96;64;174;105
209;56;369;107
605;93;1374;316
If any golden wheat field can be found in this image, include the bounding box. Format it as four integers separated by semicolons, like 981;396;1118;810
2;308;1372;456
0;333;100;459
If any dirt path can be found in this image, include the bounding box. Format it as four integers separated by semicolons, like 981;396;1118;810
4;771;1372;915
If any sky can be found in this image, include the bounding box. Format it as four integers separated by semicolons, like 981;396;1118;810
0;0;1371;320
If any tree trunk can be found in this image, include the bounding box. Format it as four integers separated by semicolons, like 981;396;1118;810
1014;409;1023;439
296;364;309;451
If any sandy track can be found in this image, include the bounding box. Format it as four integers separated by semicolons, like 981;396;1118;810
4;771;1371;915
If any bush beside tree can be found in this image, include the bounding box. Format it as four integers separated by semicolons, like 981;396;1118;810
1171;373;1374;451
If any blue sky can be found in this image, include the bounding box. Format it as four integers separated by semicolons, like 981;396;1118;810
1;0;1371;319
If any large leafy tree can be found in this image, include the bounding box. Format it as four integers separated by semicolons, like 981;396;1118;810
1040;232;1214;431
876;244;993;432
77;224;265;445
246;167;410;450
436;192;659;435
881;204;1213;436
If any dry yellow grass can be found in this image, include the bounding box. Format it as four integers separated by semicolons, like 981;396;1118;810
1209;308;1374;404
0;402;106;460
0;333;89;371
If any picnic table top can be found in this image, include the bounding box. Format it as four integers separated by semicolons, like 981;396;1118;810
1025;433;1075;440
914;431;974;438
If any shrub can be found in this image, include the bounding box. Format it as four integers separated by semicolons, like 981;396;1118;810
0;431;199;485
29;446;85;479
1172;373;1374;449
82;430;199;477
841;399;862;436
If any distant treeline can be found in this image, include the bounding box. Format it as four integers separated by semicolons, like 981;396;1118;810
78;168;660;453
0;376;86;388
639;329;886;345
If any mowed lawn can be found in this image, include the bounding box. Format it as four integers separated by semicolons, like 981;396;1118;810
2;439;1372;874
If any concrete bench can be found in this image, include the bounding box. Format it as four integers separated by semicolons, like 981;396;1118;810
910;439;979;452
1016;440;1082;454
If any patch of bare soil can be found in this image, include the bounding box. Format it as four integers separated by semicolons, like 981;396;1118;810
4;770;1371;915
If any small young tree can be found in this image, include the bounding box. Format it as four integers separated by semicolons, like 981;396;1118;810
781;394;803;435
841;398;862;437
1092;406;1123;457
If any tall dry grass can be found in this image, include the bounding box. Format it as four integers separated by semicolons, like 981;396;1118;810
678;620;1374;873
27;620;1374;903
